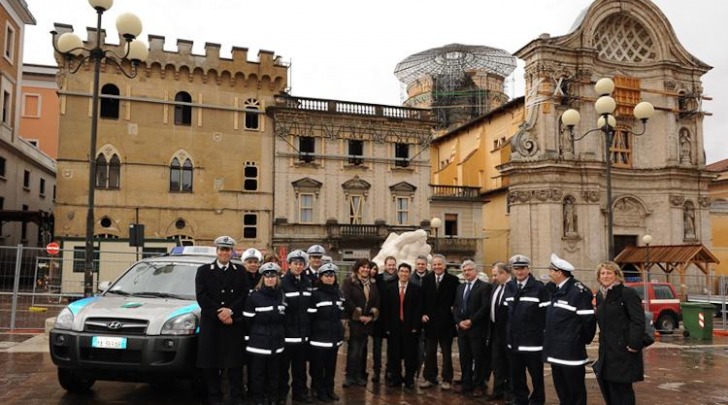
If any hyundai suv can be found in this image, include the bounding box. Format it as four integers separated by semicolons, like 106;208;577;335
49;246;225;393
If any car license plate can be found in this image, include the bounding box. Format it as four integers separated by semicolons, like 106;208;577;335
91;336;127;349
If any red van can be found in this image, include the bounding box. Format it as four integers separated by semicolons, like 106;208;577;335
625;281;681;333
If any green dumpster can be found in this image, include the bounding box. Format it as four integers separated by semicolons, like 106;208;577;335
680;302;714;339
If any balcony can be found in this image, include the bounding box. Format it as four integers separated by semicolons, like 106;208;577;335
430;185;483;201
273;95;433;121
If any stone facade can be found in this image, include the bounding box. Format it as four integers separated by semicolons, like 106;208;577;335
504;0;713;270
270;96;436;261
52;24;288;249
0;0;55;248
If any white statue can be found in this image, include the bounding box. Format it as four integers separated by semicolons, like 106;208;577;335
371;229;432;270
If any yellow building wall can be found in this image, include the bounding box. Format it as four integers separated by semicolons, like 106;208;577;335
709;175;728;275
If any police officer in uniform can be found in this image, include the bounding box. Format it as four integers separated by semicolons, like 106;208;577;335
308;263;345;402
504;254;549;405
195;236;250;405
244;262;286;405
279;250;314;403
242;248;264;293
303;244;326;282
543;254;596;405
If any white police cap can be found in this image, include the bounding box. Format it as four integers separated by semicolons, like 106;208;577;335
214;235;236;248
508;254;531;268
259;262;282;275
307;244;326;256
550;253;575;272
317;262;339;275
287;249;308;264
242;248;263;262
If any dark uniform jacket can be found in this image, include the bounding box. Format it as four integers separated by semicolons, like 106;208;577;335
381;282;424;336
504;275;549;352
421;271;458;338
543;277;597;366
280;273;312;344
341;273;380;338
243;286;286;355
303;266;319;284
453;278;492;337
595;283;645;383
307;283;345;347
195;261;250;368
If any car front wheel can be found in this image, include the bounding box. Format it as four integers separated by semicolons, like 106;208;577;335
656;313;677;334
58;368;95;393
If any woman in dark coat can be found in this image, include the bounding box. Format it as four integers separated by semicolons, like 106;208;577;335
195;236;249;405
243;262;286;405
340;258;380;387
595;261;645;405
307;263;345;402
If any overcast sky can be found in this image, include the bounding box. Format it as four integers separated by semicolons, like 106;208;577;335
21;0;728;164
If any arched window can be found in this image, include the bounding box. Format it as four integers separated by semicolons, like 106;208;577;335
174;91;192;125
108;155;121;189
100;84;120;119
244;98;260;130
95;153;121;189
170;157;194;192
95;154;107;187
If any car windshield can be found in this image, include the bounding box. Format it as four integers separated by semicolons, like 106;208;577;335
107;261;199;300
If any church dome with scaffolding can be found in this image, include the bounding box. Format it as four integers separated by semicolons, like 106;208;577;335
394;43;517;129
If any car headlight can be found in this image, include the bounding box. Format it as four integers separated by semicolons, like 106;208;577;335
161;312;198;335
54;307;74;330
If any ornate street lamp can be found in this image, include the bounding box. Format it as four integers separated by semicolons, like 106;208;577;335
430;217;442;253
51;0;148;297
561;77;655;260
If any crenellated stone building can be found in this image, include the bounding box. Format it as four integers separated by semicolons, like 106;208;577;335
52;24;288;252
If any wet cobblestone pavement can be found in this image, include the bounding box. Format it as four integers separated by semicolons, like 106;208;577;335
2;332;728;404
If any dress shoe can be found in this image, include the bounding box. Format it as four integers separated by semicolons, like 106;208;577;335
472;388;485;398
387;380;402;388
314;394;332;403
487;393;505;401
404;381;415;390
419;380;435;388
292;394;313;403
440;381;452;390
327;393;339;401
355;378;367;386
371;374;380;383
453;385;471;394
342;379;355;388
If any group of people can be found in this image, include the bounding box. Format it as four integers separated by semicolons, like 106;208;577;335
196;236;342;405
196;235;647;405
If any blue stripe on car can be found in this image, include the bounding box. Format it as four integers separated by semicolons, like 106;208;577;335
68;297;100;315
166;303;201;321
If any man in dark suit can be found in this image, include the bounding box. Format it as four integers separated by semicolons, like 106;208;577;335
488;262;513;402
453;259;492;397
420;254;458;390
382;262;423;389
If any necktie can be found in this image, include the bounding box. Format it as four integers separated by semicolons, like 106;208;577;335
463;282;472;314
399;285;405;321
518;282;524;291
491;285;502;323
436;275;441;289
220;265;227;271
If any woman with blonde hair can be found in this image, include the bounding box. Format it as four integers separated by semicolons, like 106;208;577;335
594;261;645;405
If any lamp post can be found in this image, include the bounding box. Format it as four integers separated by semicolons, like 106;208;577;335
52;0;148;297
430;217;442;253
561;78;655;260
642;234;653;312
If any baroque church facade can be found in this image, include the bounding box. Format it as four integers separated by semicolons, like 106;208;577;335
503;0;713;271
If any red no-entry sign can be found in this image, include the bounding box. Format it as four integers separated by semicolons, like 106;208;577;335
46;242;60;255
